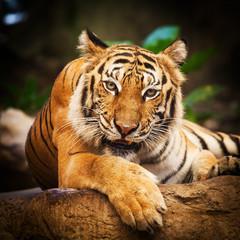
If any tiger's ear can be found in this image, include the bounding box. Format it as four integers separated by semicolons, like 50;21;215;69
78;28;108;55
162;39;188;66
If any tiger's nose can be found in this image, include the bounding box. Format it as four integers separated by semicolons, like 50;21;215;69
115;121;138;136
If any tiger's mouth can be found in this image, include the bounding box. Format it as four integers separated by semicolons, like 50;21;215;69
103;138;140;151
112;139;133;146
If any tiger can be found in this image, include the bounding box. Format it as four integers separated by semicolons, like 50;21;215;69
25;28;240;233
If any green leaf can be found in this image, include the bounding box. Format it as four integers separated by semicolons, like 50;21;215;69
142;26;180;53
23;76;37;99
185;107;197;122
195;111;220;122
183;84;223;108
34;86;52;110
105;40;134;46
181;46;218;74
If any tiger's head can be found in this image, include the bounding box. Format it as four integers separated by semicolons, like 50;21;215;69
69;28;187;158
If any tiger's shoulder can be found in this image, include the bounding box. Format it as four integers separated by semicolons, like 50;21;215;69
50;58;87;107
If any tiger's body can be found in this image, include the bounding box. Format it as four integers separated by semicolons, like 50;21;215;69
25;28;240;232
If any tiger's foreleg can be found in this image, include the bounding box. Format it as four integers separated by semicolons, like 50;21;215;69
55;129;167;233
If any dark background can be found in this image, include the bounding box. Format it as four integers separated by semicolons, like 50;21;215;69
0;0;239;88
1;0;240;133
0;0;240;192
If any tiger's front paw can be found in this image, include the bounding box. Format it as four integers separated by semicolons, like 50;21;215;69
206;156;240;179
108;166;167;233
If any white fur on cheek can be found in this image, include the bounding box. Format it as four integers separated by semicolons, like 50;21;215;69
69;80;82;125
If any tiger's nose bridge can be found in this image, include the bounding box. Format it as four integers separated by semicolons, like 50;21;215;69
114;77;142;134
114;100;141;136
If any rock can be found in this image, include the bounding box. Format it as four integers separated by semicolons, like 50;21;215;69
0;108;37;191
0;175;239;240
0;108;34;171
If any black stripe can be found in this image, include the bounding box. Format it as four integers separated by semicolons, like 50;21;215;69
113;59;130;64
81;85;88;117
90;75;95;92
159;139;170;156
111;67;122;79
137;59;143;66
144;62;155;71
155;112;164;120
185;126;208;149
98;63;105;75
157;132;176;163
81;85;88;107
45;103;51;142
101;113;111;126
198;135;208;149
182;169;193;183
165;88;172;108
143;70;155;81
26;152;49;189
230;134;240;155
33;121;37;139
39;109;55;158
114;52;133;57
71;72;76;93
48;98;53;130
162;142;188;184
169;94;176;118
45;101;57;151
112;67;121;72
216;133;230;155
26;151;51;189
100;122;115;135
28;126;51;170
76;73;82;88
116;47;135;51
62;63;71;88
68;151;88;155
162;74;167;85
139;53;156;63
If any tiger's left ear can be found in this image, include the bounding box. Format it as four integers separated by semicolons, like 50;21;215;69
78;28;108;55
162;39;188;66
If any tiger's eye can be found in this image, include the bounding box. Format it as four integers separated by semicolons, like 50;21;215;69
144;89;158;98
103;81;118;94
106;82;117;91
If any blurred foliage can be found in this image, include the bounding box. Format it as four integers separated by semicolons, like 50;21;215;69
1;26;222;123
0;76;51;114
142;26;180;53
181;46;218;74
105;40;134;46
183;85;223;122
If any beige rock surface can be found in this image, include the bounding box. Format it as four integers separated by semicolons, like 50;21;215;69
0;175;239;240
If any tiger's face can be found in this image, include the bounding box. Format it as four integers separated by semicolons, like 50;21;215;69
95;48;165;144
69;29;187;157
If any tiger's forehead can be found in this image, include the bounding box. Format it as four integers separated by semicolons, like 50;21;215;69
98;44;164;86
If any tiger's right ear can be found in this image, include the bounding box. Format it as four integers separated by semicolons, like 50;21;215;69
78;28;108;55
